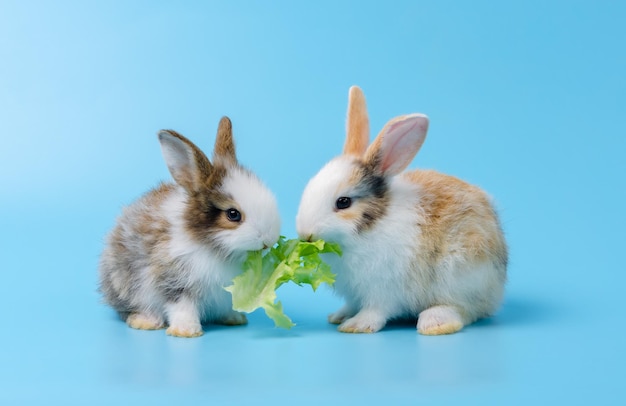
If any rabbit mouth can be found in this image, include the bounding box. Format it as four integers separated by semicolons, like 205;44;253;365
300;234;315;243
299;231;342;246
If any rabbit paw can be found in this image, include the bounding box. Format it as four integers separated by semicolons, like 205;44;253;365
338;310;386;333
126;313;165;330
417;305;464;335
166;323;204;338
328;304;357;325
165;299;203;337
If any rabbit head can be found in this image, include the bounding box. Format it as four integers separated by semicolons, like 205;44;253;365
296;86;429;245
159;117;281;258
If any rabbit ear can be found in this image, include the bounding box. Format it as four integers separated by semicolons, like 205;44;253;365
158;130;213;191
364;114;429;176
213;116;237;166
343;86;370;157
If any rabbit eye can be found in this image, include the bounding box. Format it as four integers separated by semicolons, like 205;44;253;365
225;208;242;222
335;197;352;210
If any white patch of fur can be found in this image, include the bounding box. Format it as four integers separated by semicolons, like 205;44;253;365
417;305;464;335
322;175;423;322
424;260;505;323
297;157;361;240
216;166;281;251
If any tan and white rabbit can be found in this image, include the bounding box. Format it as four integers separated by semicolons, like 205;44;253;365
99;117;281;337
296;87;507;335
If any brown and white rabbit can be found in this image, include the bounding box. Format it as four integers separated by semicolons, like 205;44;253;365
99;117;281;337
296;86;507;335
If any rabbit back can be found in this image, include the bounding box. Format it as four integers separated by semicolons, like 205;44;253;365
404;169;507;320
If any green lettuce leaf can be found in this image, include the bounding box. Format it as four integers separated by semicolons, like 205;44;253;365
224;236;342;329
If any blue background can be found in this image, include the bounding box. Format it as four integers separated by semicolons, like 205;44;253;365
1;1;625;404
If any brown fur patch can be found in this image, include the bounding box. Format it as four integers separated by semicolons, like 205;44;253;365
135;184;174;243
99;182;177;314
213;116;237;165
404;170;508;269
185;189;239;238
202;165;228;190
343;86;370;157
343;162;389;233
214;209;245;230
182;165;247;256
337;209;361;222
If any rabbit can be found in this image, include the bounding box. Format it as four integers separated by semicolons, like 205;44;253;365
296;86;507;335
99;116;281;337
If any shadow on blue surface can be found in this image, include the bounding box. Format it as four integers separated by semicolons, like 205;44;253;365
98;290;564;336
371;295;564;333
495;296;563;327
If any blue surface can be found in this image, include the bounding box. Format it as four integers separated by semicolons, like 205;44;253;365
1;1;625;404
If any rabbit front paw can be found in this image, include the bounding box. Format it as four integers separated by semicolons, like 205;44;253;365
337;310;387;333
165;299;203;337
126;313;166;330
166;323;203;338
328;304;358;325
